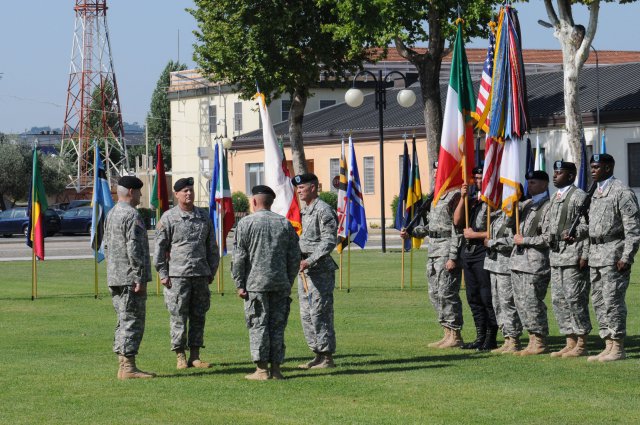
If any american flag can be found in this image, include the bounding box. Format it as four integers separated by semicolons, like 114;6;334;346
473;29;495;133
480;135;504;210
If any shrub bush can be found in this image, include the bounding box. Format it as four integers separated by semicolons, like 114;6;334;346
232;191;249;213
318;191;337;210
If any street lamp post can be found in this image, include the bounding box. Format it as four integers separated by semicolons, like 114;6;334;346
345;70;416;253
537;19;601;151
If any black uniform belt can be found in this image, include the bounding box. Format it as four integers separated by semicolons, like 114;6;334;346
429;231;452;238
590;235;623;245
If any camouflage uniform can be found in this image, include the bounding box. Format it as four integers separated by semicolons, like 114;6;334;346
485;210;522;338
298;197;338;355
104;201;152;356
154;206;219;351
577;177;640;339
510;194;551;336
542;185;592;336
412;190;463;330
232;209;301;364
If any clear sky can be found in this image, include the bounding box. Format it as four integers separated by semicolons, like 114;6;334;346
0;1;638;133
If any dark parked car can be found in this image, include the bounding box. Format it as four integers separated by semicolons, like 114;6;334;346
59;207;93;235
0;207;61;237
68;200;91;210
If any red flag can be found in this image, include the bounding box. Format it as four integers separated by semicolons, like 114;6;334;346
151;144;169;214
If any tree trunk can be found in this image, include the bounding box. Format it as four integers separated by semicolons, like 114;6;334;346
416;57;443;192
561;42;582;165
288;87;308;175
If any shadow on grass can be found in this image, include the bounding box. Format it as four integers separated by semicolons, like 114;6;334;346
283;363;448;380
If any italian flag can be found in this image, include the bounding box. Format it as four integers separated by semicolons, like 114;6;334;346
433;22;476;205
254;92;302;233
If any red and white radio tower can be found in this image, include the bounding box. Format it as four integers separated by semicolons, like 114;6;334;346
62;0;126;192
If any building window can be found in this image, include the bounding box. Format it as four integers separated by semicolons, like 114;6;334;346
245;162;264;193
363;156;375;194
281;99;291;122
628;143;640;187
234;102;242;132
329;158;340;193
208;105;217;134
320;99;336;109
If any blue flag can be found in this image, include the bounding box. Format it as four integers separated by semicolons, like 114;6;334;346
91;142;114;262
394;140;411;251
577;133;589;191
210;142;221;254
346;136;368;249
600;131;607;154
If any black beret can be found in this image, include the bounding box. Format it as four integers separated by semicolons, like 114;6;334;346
292;173;318;186
553;160;577;173
472;166;484;175
590;153;615;164
251;185;276;198
525;170;549;181
118;176;143;190
173;177;194;192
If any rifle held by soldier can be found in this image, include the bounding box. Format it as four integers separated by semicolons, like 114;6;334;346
566;182;597;240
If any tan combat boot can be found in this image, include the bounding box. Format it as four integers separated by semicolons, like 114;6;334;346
502;337;522;354
120;356;155;380
117;355;125;379
587;338;612;362
428;327;450;348
245;362;269;381
562;334;588;358
310;353;336;369
551;335;577;358
439;329;463;349
176;350;188;369
514;334;535;356
492;337;510;354
188;347;211;368
298;353;322;369
270;363;285;380
599;339;626;362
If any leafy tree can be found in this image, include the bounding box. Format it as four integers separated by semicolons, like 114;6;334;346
0;144;30;208
542;0;637;170
232;191;249;213
331;0;499;189
145;60;187;169
189;1;372;174
41;154;73;198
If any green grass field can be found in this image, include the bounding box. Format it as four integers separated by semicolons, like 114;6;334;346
1;250;639;424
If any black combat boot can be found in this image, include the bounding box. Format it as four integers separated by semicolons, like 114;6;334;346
461;326;486;350
478;326;499;351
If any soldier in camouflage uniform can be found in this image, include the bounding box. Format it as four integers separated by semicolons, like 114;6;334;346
575;154;640;362
542;161;591;358
104;176;154;379
154;177;219;370
484;208;522;353
453;168;498;351
511;170;551;356
232;185;301;380
402;170;464;349
292;173;339;369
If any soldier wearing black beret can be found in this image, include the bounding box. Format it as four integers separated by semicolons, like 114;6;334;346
173;177;194;192
291;173;319;187
118;176;144;190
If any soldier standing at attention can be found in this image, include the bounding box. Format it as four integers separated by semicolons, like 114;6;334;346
104;176;154;379
484;207;522;354
155;177;219;369
575;154;640;362
453;167;498;351
543;161;591;358
511;170;551;356
401;161;464;349
292;173;339;370
232;185;301;380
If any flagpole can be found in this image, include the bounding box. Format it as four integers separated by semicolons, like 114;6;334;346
409;203;414;289
31;249;36;301
339;251;343;290
94;238;99;299
346;199;351;293
156;209;161;296
401;243;405;290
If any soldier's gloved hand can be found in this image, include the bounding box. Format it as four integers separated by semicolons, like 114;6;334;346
161;277;172;289
133;282;146;295
445;259;456;271
616;260;630;272
399;229;410;240
237;288;248;300
579;259;588;270
299;260;310;272
562;230;576;243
